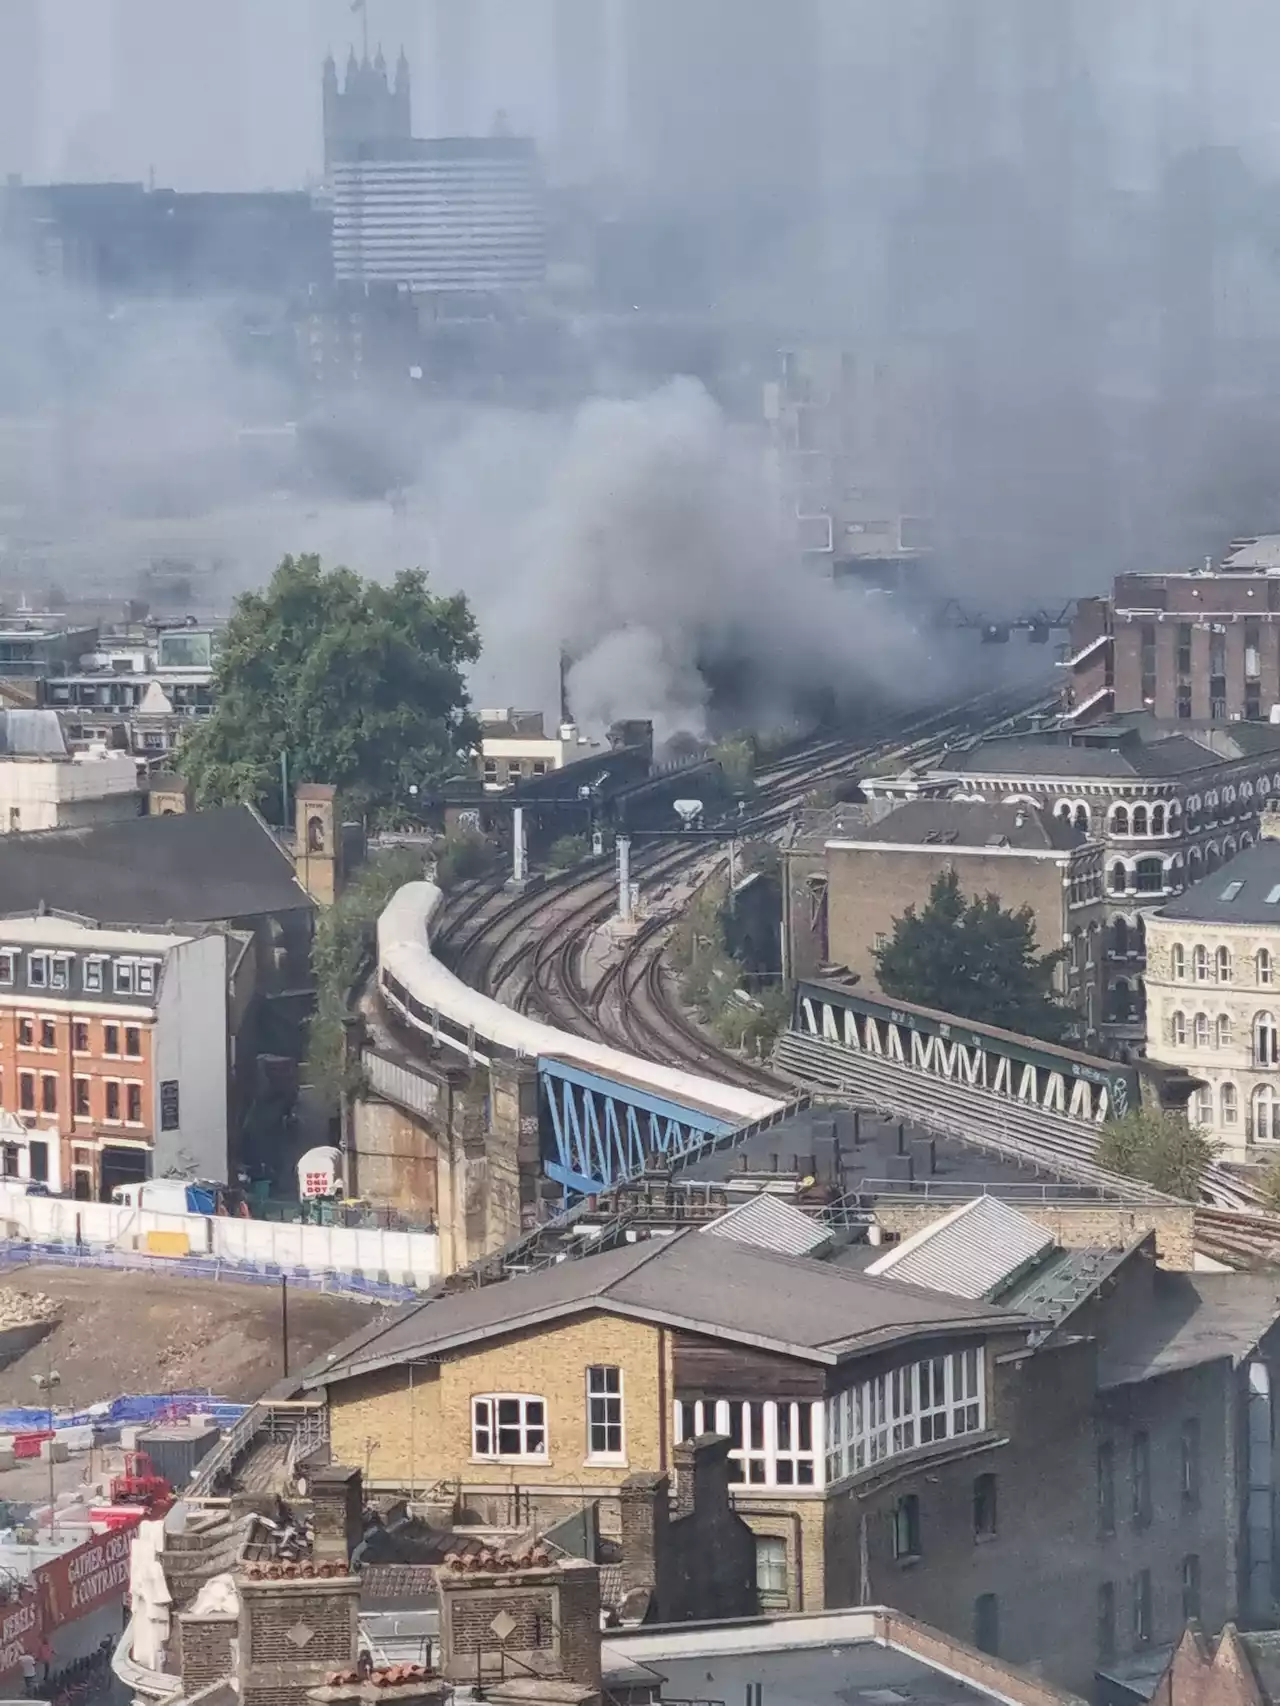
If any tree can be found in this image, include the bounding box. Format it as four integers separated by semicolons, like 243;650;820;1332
1096;1108;1217;1201
179;554;479;824
873;869;1069;1042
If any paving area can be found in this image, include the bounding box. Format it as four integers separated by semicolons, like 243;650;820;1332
0;1267;381;1406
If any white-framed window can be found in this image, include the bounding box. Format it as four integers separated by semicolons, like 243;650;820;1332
824;1348;984;1485
1171;1011;1187;1047
471;1395;546;1461
1221;1083;1239;1126
755;1536;789;1607
675;1398;817;1487
49;956;70;991
137;961;157;996
586;1365;624;1460
113;960;135;996
1193;945;1210;982
83;958;104;993
1216;946;1233;983
1192;1087;1213;1127
1217;1014;1233;1049
1171;943;1186;981
1194;1013;1210;1048
26;954;47;989
1256;1012;1279;1068
1260;950;1274;987
1254;1084;1280;1142
0;950;13;985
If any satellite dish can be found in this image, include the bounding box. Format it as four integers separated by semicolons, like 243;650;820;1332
674;799;704;826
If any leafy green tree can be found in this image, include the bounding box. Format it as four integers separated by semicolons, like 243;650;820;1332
873;869;1069;1042
306;847;426;1105
179;554;479;824
1096;1108;1218;1201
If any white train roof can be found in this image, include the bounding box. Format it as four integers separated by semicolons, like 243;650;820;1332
378;882;784;1125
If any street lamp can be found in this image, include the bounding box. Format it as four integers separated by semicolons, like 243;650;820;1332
31;1364;60;1532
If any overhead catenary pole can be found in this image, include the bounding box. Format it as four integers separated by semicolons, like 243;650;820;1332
280;1275;290;1378
617;835;632;923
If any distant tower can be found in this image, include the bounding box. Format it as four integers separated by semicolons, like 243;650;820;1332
323;41;413;171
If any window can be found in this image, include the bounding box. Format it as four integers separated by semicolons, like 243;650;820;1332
83;958;103;993
892;1493;921;1560
104;1081;120;1122
16;1017;32;1049
1135;857;1164;894
1133;1569;1152;1646
1182;1554;1201;1623
1132;1431;1152;1527
1217;1014;1233;1049
1132;804;1149;836
1109;862;1127;895
472;1395;547;1460
1098;1441;1116;1535
1194;945;1210;982
49;956;68;992
1152;804;1166;835
1260;949;1274;987
0;951;11;985
1255;1012;1279;1067
1171;1011;1187;1047
72;1078;90;1119
1217;946;1233;983
103;1024;119;1058
1;1144;18;1178
973;1473;997;1540
1112;805;1130;836
39;1019;54;1051
586;1366;623;1459
18;1073;34;1114
1112;918;1129;958
824;1348;983;1484
71;1022;88;1055
1193;1086;1214;1127
40;1076;55;1116
1181;1418;1201;1509
28;1141;47;1184
681;1397;817;1487
113;961;135;996
125;1083;143;1124
124;1027;142;1059
1221;1083;1239;1126
1097;1582;1117;1662
1194;1012;1210;1048
755;1537;788;1608
137;962;156;996
973;1594;999;1657
874;932;888;951
26;954;47;989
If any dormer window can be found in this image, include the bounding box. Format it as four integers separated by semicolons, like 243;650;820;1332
114;960;135;996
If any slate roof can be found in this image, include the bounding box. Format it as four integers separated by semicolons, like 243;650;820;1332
307;1230;1029;1387
0;805;312;926
829;798;1082;852
1098;1271;1280;1388
1157;839;1280;926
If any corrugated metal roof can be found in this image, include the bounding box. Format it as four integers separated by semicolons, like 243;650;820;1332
864;1197;1054;1300
700;1193;830;1258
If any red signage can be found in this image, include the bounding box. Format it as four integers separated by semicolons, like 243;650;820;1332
34;1522;139;1630
0;1591;42;1680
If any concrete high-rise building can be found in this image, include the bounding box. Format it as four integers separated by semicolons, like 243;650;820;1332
112;0;250;190
621;0;820;213
0;0;43;182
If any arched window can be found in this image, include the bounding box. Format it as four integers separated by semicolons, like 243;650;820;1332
1260;778;1271;798
1109;979;1132;1024
1225;785;1237;805
1151;804;1166;835
1074;803;1090;832
1135;857;1164;894
1258;948;1274;987
1216;946;1233;983
1109;862;1128;895
1206;843;1221;873
1193;1012;1210;1048
1216;1014;1233;1049
1187;796;1201;830
306;814;325;853
1193;1086;1214;1127
1242;781;1254;802
1111;804;1130;836
1171;1010;1187;1046
1112;918;1129;958
1224;836;1238;859
1254;1084;1280;1142
1056;801;1072;823
1193;945;1210;982
1241;832;1254;850
1207;791;1220;813
1221;1082;1239;1126
1087;923;1099;966
1132;804;1149;836
1135;914;1147;950
1255;1012;1280;1068
1072;930;1084;971
1086;986;1095;1032
1171;942;1186;980
1188;846;1203;876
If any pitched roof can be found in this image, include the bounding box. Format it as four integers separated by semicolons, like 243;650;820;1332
947;733;1220;781
307;1231;1028;1387
1157;839;1280;926
1098;1271;1280;1388
829;799;1081;852
0;805;312;927
864;1197;1054;1300
700;1194;831;1258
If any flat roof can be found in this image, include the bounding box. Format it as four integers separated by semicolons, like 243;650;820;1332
1098;1271;1280;1388
0;914;192;953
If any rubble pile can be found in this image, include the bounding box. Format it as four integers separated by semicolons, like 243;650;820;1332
0;1289;60;1328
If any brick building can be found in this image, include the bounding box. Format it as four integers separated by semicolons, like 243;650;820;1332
306;1215;1280;1696
0;912;237;1195
1063;538;1280;727
782;798;1105;1034
1145;810;1280;1161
